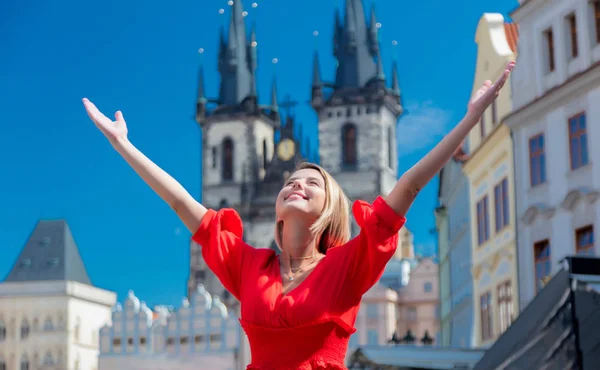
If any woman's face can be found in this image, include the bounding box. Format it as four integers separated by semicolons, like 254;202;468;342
275;168;327;222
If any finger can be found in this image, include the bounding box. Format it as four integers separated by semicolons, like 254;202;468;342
82;98;110;123
115;110;125;122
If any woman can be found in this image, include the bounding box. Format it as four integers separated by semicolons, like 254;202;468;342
83;61;514;369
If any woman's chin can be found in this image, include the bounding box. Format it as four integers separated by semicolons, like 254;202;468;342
278;203;317;219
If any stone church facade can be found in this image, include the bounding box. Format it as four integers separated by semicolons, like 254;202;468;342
187;0;409;302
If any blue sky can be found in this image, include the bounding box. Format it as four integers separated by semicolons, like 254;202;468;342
0;0;518;307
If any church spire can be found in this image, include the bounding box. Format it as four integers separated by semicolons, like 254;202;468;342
217;0;253;106
333;0;378;89
196;59;207;122
271;76;279;121
248;24;258;97
311;50;324;108
391;60;401;101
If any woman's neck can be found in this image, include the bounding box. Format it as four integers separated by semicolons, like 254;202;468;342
280;219;321;268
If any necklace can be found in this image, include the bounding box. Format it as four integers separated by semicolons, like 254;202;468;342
284;256;321;281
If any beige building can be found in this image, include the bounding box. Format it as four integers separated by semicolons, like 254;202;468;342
462;13;519;347
0;220;117;370
352;283;399;349
396;258;439;344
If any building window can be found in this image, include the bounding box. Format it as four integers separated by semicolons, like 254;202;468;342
529;134;546;186
480;291;493;341
221;137;234;181
262;139;268;170
567;13;578;58
594;0;600;44
477;196;490;246
494;177;510;232
568;113;589;170
575;225;594;255
367;330;378;345
424;282;433;293
342;123;358;169
0;358;5;370
544;28;555;72
387;125;393;169
0;320;5;342
491;101;497;125
534;240;551;292
20;356;29;370
366;303;378;318
407;307;417;321
43;317;53;331
43;352;54;366
497;280;513;334
480;113;486;138
20;320;30;340
74;317;81;342
211;147;217;168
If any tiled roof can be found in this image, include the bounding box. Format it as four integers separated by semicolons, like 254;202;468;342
3;220;92;285
504;22;519;53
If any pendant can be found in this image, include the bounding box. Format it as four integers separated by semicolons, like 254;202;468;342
289;276;294;281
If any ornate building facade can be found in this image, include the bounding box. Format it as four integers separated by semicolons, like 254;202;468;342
187;0;411;304
462;13;519;347
0;220;117;370
98;287;246;370
508;0;599;311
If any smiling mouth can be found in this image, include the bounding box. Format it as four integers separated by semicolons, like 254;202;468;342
285;192;308;200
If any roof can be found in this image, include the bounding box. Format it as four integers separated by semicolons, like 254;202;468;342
474;256;600;370
3;220;92;286
348;346;485;369
503;22;519;53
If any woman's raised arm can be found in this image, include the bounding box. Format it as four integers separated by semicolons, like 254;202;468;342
385;61;515;216
82;98;207;233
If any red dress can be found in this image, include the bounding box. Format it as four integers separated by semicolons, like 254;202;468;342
192;196;406;369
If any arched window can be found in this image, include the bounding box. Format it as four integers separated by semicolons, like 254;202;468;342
0;320;6;342
221;137;234;181
20;354;29;370
342;123;358;169
20;319;29;340
387;124;394;169
262;139;268;170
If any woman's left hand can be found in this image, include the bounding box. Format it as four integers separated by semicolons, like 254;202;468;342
467;61;516;117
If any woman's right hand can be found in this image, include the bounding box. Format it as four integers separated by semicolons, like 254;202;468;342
82;98;128;144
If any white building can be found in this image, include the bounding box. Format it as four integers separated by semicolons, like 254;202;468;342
99;287;247;370
508;0;599;310
0;220;117;370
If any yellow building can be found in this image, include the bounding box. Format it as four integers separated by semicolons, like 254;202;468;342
462;13;519;348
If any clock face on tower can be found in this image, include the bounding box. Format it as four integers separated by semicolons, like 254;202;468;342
277;138;296;161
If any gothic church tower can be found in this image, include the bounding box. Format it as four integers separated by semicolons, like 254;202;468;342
312;0;403;235
187;0;280;299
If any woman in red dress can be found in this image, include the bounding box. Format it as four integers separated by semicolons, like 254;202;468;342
83;62;514;369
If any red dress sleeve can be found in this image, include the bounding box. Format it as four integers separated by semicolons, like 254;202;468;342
332;196;406;304
191;208;251;301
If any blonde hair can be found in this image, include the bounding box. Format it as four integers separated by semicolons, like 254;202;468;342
276;162;351;254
